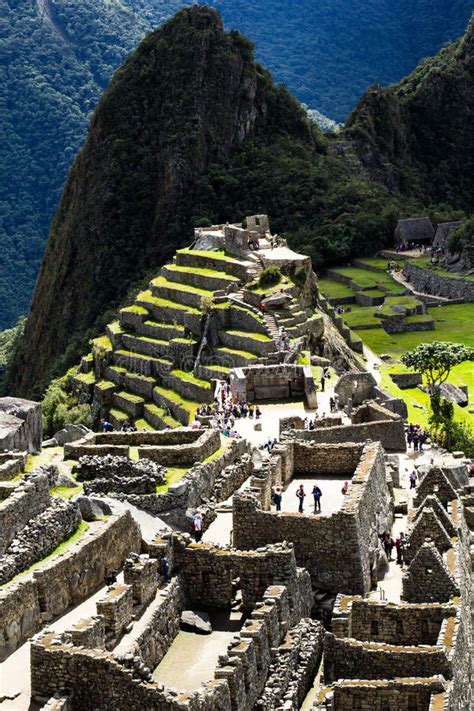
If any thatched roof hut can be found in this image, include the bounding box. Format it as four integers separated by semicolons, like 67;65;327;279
394;217;434;247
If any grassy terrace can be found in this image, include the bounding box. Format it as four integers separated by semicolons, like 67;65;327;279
327;266;405;293
153;385;201;424
409;256;474;281
75;371;96;385
164;263;239;281
170;369;211;389
143;403;182;429
341;305;380;328
155;439;230;494
136;290;200;314
178;248;243;265
226;330;272;342
151;275;214;299
318;279;355;299
362;302;474;427
215;346;259;359
355;257;391;270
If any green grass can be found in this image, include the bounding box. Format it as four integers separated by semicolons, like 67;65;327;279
164;263;239;281
410;256;474;281
200;363;231;374
2;521;90;587
107;321;123;334
342;305;380;328
171;369;211;389
377;295;421;317
225;329;272;342
318;278;355;299
327;267;404;294
116;391;144;404
152;386;200;423
355;257;390;270
25;447;63;472
51;485;83;499
155;466;188;494
143;403;181;429
110;408;128;422
144;319;185;333
215;346;259;360
134;418;154;431
151;275;214;299
75;371;96;385
120;305;149;316
136;290;200;314
360;302;474;427
178;248;241;265
115;349;169;365
96;380;116;392
91;335;113;351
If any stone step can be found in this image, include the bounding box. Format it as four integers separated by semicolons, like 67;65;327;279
113;350;172;379
150;277;211;310
210;346;259;368
135;319;185;341
122;332;170;360
135;290;201;326
175;248;252;281
161;264;240;292
143;403;181;430
218;329;274;356
113;391;145;419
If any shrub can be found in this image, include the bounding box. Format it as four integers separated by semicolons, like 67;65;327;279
259;267;282;288
42;368;92;437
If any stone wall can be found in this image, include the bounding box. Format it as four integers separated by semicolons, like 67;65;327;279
233;442;393;593
0;397;42;452
0;473;51;555
0;498;82;585
138;429;220;466
0;452;27;481
231;363;317;408
404;261;474;301
288;406;406;453
74;455;165;495
316;677;447;711
0;511;140;660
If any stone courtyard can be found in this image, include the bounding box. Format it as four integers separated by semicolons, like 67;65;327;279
0;216;472;710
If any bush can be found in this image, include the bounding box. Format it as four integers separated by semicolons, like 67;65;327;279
42;368;92;437
259;267;282;288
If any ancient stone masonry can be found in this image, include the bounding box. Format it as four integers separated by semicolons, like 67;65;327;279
0;397;42;452
0;511;140;659
287;399;406;452
233;441;393;593
74;454;166;495
404;260;474;301
230;363;317;408
30;536;323;711
0;451;27;481
0;472;51;555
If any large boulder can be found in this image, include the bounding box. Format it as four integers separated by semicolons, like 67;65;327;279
180;610;212;634
0;397;42;453
53;424;90;446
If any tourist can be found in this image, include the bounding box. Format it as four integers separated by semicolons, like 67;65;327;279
273;482;283;511
296;484;306;513
105;568;118;586
192;512;203;542
100;418;113;432
395;533;406;565
383;532;394;560
409;469;417;489
341;481;349;495
161;556;170;583
312;484;322;513
255;405;261;419
320;374;325;392
329;396;336;413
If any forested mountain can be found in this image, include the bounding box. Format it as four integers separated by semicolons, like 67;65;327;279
9;7;406;397
347;16;474;212
202;0;472;121
1;0;471;331
0;0;185;329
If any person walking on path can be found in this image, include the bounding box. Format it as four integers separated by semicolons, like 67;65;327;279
192;512;203;542
320;375;325;392
273;482;283;511
409;469;417;489
383;531;394;560
296;484;306;513
341;481;349;495
312;484;322;513
395;533;406;565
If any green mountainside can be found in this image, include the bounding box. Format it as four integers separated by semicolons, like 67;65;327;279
9;6;404;398
0;0;185;329
203;0;472;122
347;16;474;211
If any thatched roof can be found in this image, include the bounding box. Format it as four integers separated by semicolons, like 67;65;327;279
394;217;434;244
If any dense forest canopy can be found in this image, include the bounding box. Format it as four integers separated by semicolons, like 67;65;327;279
0;0;471;329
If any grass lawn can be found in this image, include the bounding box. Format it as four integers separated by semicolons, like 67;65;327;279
361;302;474;427
51;485;83;499
318;279;355;299
354;257;390;271
327;267;404;294
342;305;380;329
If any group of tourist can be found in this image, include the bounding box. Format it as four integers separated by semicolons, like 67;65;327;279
406;423;428;452
380;531;408;565
194;381;262;438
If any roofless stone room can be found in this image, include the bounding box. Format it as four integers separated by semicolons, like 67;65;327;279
1;3;473;709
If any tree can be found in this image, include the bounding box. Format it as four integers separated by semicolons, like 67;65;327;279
401;341;474;395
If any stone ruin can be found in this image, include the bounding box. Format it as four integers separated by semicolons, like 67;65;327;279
0;396;42;453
